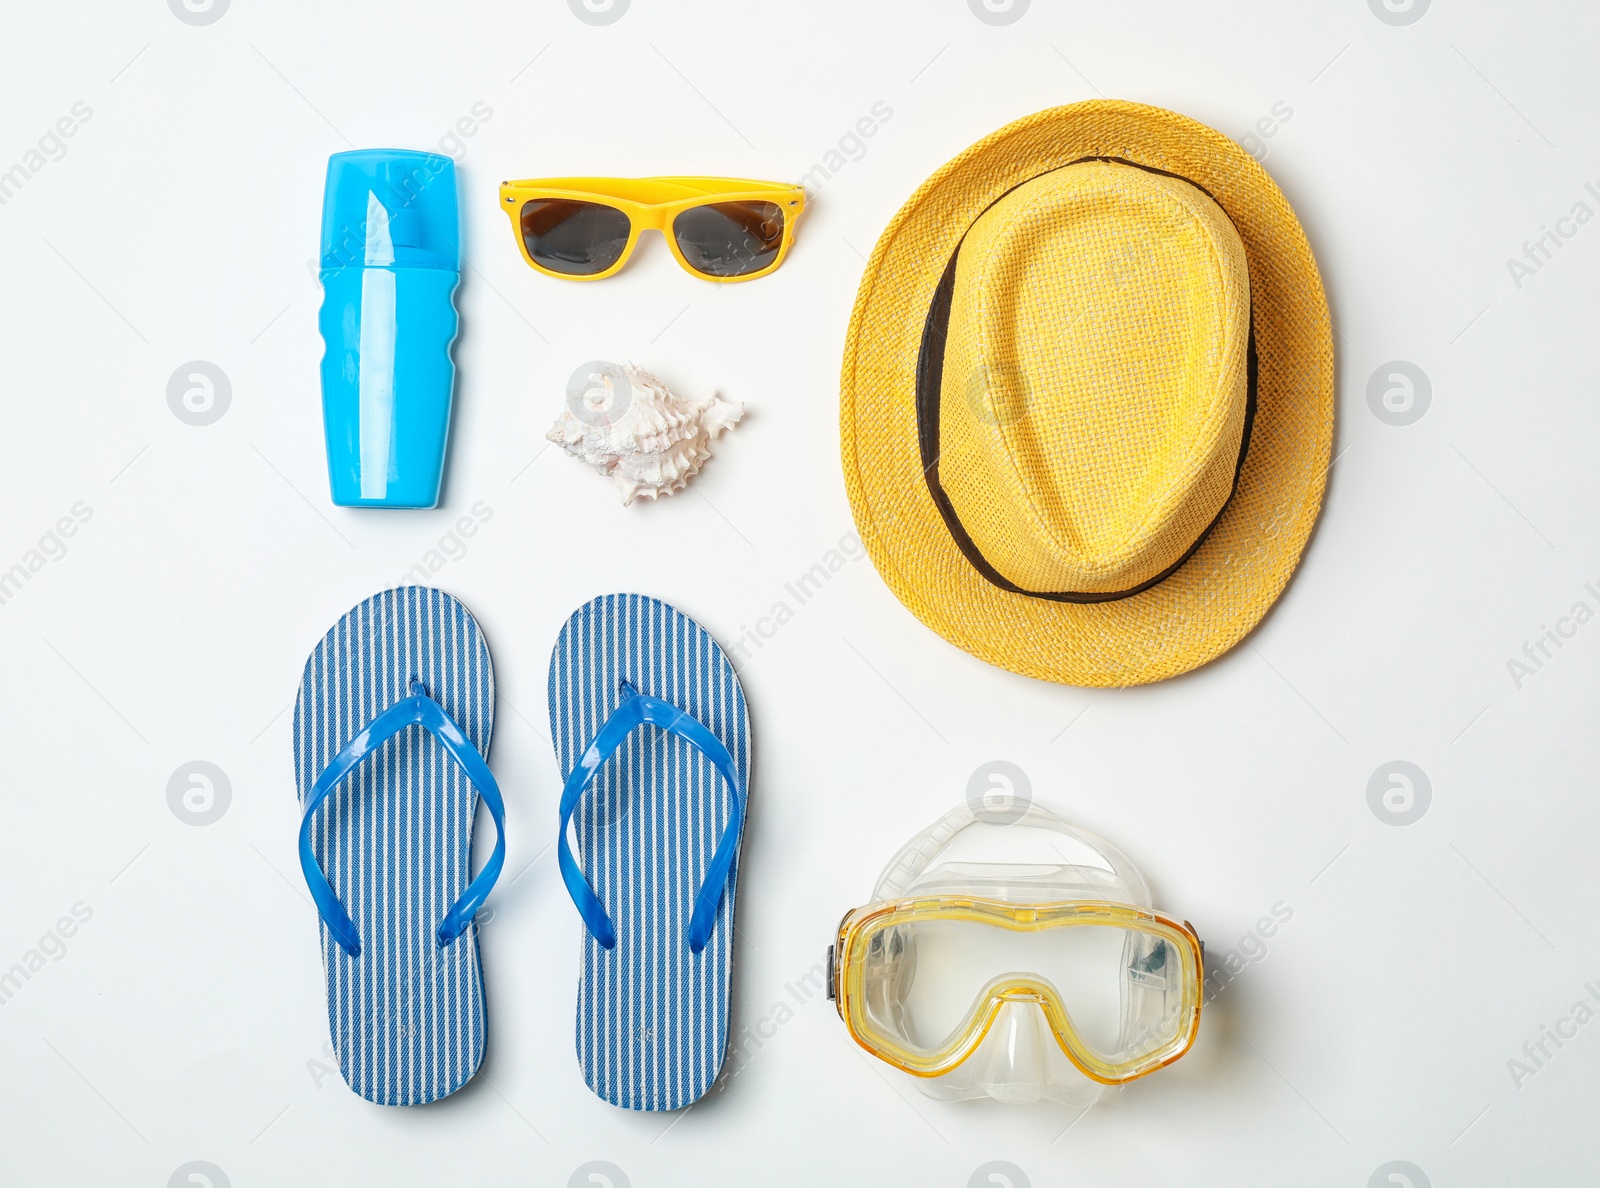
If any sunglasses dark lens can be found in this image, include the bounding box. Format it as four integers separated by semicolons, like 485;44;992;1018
672;201;786;277
519;199;632;275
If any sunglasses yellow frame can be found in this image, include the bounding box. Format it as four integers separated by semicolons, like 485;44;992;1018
497;176;806;282
832;898;1204;1085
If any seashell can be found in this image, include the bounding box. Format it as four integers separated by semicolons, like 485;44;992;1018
547;361;744;505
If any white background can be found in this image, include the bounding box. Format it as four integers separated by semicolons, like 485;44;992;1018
1;1;1596;1184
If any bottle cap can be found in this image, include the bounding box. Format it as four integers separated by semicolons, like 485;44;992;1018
320;149;459;272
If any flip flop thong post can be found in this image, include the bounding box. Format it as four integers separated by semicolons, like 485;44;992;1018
294;586;505;1105
549;593;751;1111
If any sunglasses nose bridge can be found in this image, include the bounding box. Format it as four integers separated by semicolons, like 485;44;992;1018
633;203;672;233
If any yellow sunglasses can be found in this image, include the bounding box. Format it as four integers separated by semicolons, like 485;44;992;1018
497;176;806;282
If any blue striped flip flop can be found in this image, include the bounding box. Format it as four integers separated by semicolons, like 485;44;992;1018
293;586;506;1106
548;593;751;1111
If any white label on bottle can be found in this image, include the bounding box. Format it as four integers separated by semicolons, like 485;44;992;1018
357;266;396;499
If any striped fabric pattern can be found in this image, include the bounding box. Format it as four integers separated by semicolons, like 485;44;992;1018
549;593;751;1111
293;587;495;1106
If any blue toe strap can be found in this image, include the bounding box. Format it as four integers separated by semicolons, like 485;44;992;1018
298;678;507;958
559;681;745;954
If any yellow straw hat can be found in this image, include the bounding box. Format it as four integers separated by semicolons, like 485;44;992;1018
840;100;1333;687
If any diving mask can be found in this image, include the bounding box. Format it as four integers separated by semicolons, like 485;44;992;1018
828;803;1203;1106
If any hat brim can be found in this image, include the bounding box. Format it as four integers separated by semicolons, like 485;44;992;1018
840;100;1334;688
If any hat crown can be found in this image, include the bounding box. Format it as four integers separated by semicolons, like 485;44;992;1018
937;160;1251;596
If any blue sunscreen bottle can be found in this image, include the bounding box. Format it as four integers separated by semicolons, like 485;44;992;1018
318;149;460;508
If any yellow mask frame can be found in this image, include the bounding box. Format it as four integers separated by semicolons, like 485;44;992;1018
832;897;1203;1085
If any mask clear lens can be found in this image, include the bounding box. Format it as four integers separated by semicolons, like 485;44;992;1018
848;904;1196;1080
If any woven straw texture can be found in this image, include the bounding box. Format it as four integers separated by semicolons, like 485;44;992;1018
939;160;1251;595
840;101;1333;687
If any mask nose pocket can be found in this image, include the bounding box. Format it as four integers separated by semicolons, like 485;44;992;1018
972;999;1049;1103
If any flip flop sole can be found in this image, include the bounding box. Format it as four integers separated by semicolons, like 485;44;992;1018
549;593;751;1111
294;586;495;1105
